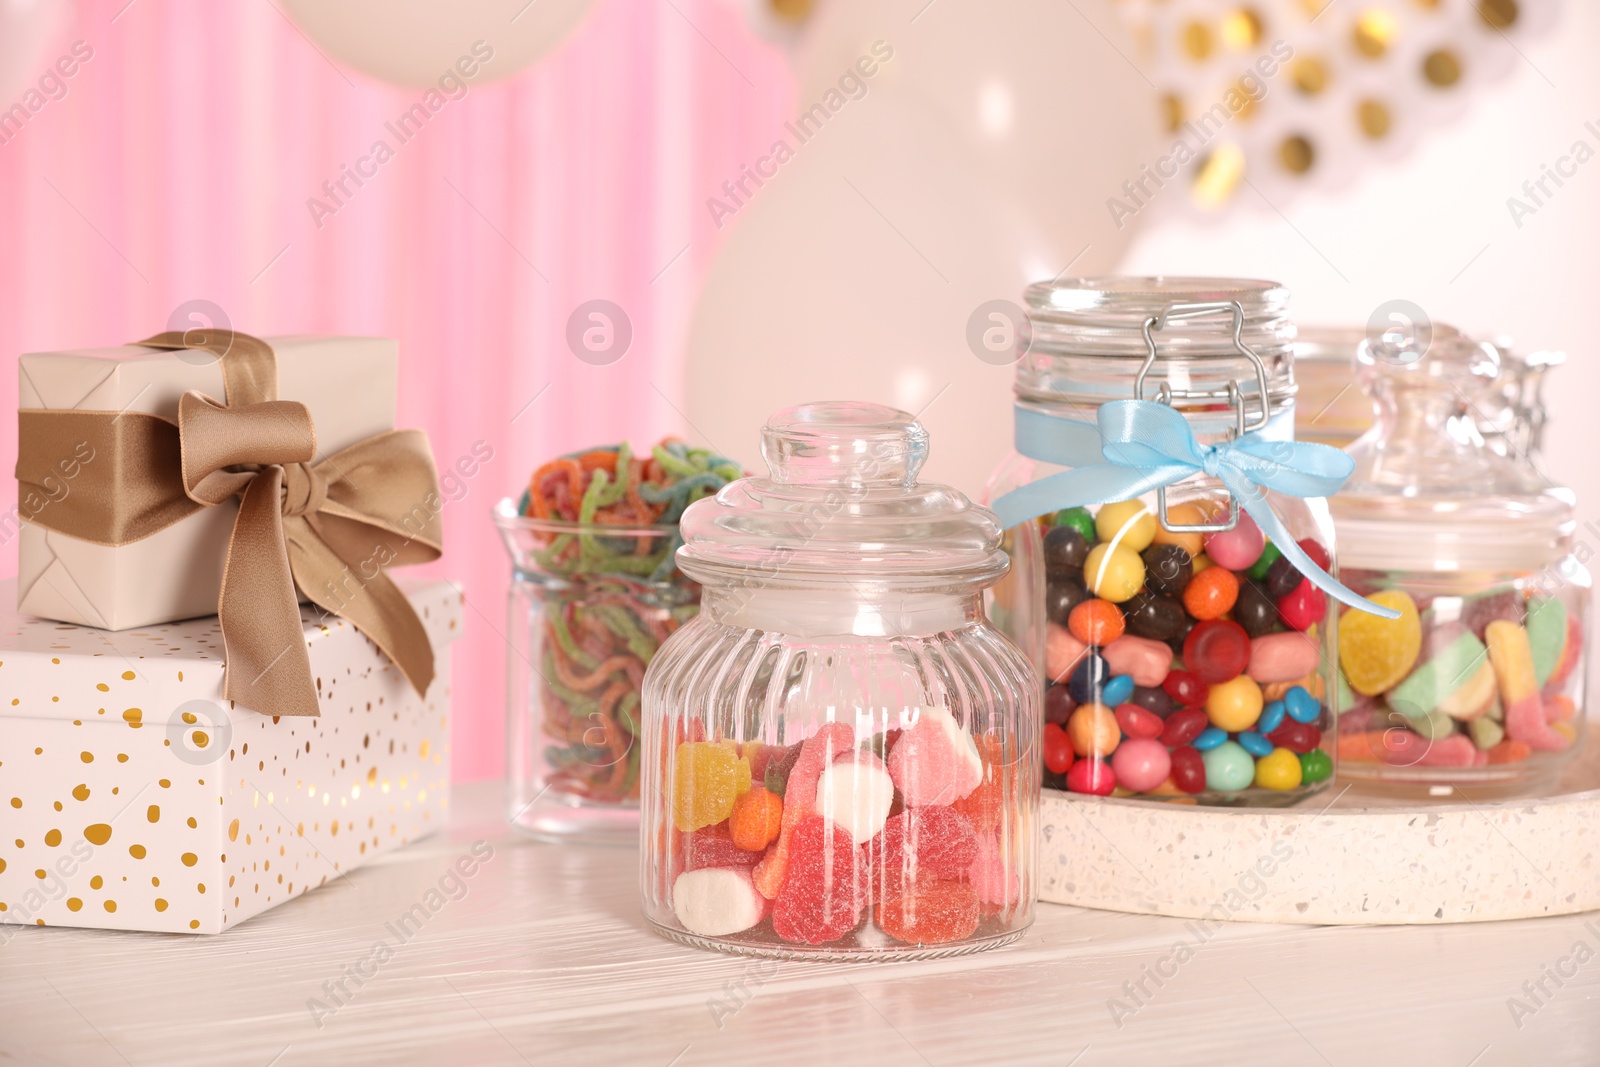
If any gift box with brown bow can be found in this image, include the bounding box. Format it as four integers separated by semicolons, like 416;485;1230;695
2;331;461;932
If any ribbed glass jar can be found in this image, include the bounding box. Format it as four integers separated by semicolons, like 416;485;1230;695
986;277;1339;805
641;402;1038;961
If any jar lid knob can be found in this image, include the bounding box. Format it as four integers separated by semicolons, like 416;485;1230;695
760;401;928;488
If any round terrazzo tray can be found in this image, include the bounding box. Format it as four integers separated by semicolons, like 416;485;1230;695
1038;727;1600;924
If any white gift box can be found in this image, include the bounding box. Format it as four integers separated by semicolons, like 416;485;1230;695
0;576;458;934
15;335;397;630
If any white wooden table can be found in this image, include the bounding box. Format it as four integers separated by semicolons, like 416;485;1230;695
3;780;1598;1066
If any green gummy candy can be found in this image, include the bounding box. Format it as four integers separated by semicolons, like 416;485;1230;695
1051;506;1097;543
1387;630;1488;716
1486;695;1503;723
1247;541;1282;582
1396;706;1456;742
1469;716;1505;750
1526;597;1568;687
1333;669;1358;716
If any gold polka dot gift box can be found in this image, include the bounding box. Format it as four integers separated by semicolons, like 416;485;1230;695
0;575;459;934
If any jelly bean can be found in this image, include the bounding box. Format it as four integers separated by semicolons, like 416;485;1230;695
1267;720;1320;754
1204;511;1265;571
1096;499;1158;552
1115;703;1165;740
1149;502;1208;557
1102;635;1174;687
1163;669;1210;708
1526;597;1569;687
1297;539;1330;572
1275;578;1324;632
1169;745;1206;794
1246;541;1282;582
1183;619;1252;684
1298;749;1332;783
1487;620;1570;752
1051;506;1097;544
1111;738;1172;792
1264;556;1302;600
1201;741;1256;791
1254;747;1303;791
1247;631;1320;685
1193;726;1227;751
1084;543;1145;603
1045;574;1090;627
1283;685;1320;724
1046;623;1089;685
1066;757;1116;795
1100;673;1136;707
1044;683;1077;724
1256;700;1286;735
1122;591;1188;642
1182;566;1240;621
1068;598;1126;646
1159;708;1209;748
1337;589;1422;696
1236;730;1273;757
1232;579;1279;639
1206;675;1263;733
1043;524;1090;575
1129;684;1176;718
1068;703;1121;759
1042;722;1075;774
1067;649;1113;703
1141;543;1194;598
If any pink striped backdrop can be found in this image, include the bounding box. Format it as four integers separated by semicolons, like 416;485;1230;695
0;0;794;781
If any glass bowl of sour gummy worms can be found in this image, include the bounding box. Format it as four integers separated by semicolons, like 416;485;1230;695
496;439;743;844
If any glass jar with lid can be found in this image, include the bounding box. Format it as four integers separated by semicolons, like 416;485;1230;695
986;277;1393;805
1329;325;1588;787
640;402;1038;960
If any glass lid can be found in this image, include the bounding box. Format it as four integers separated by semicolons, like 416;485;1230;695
674;401;1009;594
1330;324;1575;571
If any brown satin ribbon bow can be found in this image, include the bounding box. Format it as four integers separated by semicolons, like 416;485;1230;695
15;331;443;717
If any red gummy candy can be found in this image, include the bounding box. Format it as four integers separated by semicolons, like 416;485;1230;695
877;879;981;946
1276;578;1327;632
871;805;980;900
952;735;1009;834
753;721;855;900
685;824;762;870
1183;619;1251;684
771;815;866;945
1169;745;1206;794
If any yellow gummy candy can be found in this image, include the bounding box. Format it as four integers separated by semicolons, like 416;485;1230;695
1337;589;1421;697
1485;620;1538;704
671;741;751;832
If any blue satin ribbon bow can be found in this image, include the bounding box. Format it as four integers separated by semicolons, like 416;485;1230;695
992;400;1399;619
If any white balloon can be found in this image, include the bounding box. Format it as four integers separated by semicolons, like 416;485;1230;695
685;88;1065;499
792;0;1163;259
280;0;594;90
0;0;71;106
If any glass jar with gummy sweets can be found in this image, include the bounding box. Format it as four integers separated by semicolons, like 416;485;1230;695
640;402;1038;960
985;277;1342;806
1328;326;1588;788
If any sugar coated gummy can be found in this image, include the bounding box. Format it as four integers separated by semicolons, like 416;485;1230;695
673;867;768;937
951;735;1009;833
815;752;896;842
671;741;751;832
872;805;981;899
878;880;981;946
753;722;854;899
771;815;866;945
686;823;763;870
887;706;983;807
967;833;1021;909
1337;589;1422;696
728;785;785;852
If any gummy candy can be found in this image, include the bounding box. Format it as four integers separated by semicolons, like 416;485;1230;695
686;823;763;870
673;867;768;937
886;706;982;807
966;833;1021;909
871;805;981;900
877;880;981;946
1337;590;1421;696
771;815;865;944
728;786;785;852
1486;620;1569;752
951;734;1009;833
671;741;751;832
752;722;854;899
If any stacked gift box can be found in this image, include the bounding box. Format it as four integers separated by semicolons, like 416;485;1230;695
0;332;460;933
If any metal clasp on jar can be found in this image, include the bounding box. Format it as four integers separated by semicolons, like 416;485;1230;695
1136;300;1275;535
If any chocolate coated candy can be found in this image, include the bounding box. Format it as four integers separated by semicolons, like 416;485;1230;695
1127;684;1175;718
1232;579;1279;638
1264;555;1302;599
1067;649;1113;704
1142;543;1193;598
1043;525;1090;576
1045;574;1090;626
1122;591;1187;642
